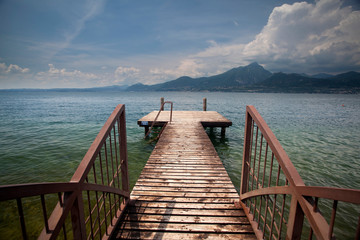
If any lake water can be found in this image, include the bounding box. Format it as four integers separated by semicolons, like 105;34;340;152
0;91;359;238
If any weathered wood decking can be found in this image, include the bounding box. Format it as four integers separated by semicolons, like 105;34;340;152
112;111;255;239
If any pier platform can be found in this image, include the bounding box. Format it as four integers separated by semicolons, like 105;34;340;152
112;112;255;239
138;111;232;136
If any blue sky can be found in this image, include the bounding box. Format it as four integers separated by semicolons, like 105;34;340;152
0;0;360;89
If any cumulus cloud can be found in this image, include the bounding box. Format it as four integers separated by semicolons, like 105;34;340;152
192;0;360;74
0;62;30;74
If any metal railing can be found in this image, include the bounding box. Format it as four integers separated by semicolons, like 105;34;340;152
0;104;130;239
144;101;173;139
240;105;360;240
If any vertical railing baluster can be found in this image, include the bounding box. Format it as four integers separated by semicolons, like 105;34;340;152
114;123;122;214
104;140;110;186
251;126;259;192
254;134;263;222
99;151;105;186
258;142;268;230
278;194;287;239
263;195;269;238
62;223;67;240
276;165;281;186
103;141;112;232
86;177;94;240
262;143;268;188
92;163;102;238
98;149;109;234
108;133;115;222
257;134;263;189
268;153;275;187
328;200;338;239
270;194;277;240
16;198;27;240
40;194;50;233
248;119;254;195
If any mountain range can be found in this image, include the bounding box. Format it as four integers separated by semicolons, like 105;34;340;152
126;62;360;93
2;63;359;93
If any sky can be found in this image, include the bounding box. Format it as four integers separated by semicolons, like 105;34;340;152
0;0;360;89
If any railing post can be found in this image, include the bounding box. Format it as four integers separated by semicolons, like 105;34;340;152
67;191;86;240
286;195;304;240
203;98;207;111
119;109;130;194
160;97;164;111
240;109;252;195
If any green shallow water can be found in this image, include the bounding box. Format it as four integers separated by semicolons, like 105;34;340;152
0;91;359;239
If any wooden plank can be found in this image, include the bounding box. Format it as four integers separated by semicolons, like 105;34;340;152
131;201;240;210
135;179;233;184
141;168;229;173
138;175;232;180
139;172;230;177
132;186;238;193
131;190;239;198
116;231;256;239
130;196;238;203
123;214;249;224
119;222;253;232
126;207;245;217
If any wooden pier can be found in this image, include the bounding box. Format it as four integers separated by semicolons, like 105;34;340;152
112;111;256;239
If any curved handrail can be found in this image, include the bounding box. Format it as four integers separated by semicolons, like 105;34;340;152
144;101;173;139
0;182;79;201
297;186;360;204
0;182;131;202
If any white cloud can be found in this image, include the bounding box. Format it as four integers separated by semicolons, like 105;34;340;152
115;66;140;75
189;0;360;74
114;66;141;83
35;64;98;87
149;58;205;82
0;62;30;74
242;0;360;72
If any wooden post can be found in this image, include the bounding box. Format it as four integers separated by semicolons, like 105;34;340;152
221;127;226;137
203;98;207;111
68;192;86;240
286;196;304;240
240;110;252;195
160;97;164;111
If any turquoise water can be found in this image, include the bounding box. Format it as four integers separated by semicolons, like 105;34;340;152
0;91;359;238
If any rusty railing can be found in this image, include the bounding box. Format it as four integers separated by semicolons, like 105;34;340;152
144;101;173;139
240;105;360;240
0;104;130;239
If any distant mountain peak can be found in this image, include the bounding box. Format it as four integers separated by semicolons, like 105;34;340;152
248;62;260;66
